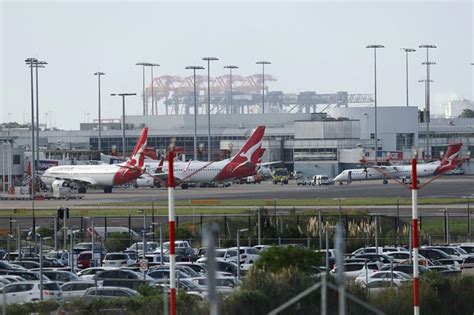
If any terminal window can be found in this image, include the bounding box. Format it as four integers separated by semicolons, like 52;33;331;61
396;133;414;151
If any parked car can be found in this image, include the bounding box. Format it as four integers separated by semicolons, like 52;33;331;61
61;281;97;300
82;286;139;300
42;270;80;285
125;242;160;254
2;281;62;304
10;260;40;269
418;248;452;261
427;265;462;276
330;263;377;279
379;264;431;277
0;270;47;281
355;270;411;285
362;279;401;294
297;177;313;186
77;267;117;281
426;246;470;259
46;251;70;266
223;247;260;264
147;266;196;283
352;246;407;256
73;243;107;256
102;252;137;267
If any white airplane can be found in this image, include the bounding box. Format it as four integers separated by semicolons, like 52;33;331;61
334;143;463;184
139;126;268;189
41;127;148;193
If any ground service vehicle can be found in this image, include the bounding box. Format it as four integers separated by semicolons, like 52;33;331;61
273;168;289;184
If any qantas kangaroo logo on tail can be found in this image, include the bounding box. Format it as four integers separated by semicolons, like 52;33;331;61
230;126;265;173
435;142;463;175
125;127;148;168
114;127;148;185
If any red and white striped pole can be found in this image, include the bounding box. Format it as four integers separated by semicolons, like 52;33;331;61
167;149;176;315
411;148;420;315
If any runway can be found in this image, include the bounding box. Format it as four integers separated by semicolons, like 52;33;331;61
1;176;473;210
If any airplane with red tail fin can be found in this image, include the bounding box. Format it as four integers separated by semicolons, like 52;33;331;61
142;126;269;189
334;143;464;184
41;127;148;193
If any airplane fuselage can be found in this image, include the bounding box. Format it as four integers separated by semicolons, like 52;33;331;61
41;164;140;187
334;162;441;183
143;158;258;184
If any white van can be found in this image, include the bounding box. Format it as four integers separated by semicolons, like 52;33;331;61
312;175;331;186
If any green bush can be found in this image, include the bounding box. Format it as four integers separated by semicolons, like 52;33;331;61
253;245;323;273
369;273;474;315
104;232;133;252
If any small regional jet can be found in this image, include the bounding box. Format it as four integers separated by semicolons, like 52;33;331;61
334;143;463;185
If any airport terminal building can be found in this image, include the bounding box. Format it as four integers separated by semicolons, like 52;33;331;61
2;105;473;183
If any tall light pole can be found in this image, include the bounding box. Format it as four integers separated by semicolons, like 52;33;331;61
401;48;416;107
185;66;204;160
136;62;149;115
111;93;136;156
418;78;434;158
25;58;38;243
94;72;105;153
202;57;219;161
34;60;47;165
224;65;238;114
148;63;160;115
25;58;37;194
419;44;437;160
366;45;384;165
256;61;271;114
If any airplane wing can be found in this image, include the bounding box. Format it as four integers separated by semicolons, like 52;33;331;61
40;175;98;186
148;172;185;185
258;161;282;167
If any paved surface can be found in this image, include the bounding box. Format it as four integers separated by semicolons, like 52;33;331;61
0;176;473;211
1;177;473;230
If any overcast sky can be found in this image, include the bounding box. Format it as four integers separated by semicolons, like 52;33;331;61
1;0;473;130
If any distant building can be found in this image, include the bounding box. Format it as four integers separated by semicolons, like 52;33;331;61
445;99;474;118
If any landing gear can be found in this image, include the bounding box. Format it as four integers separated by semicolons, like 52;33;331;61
383;179;388;185
103;186;113;193
78;186;87;194
181;183;189;190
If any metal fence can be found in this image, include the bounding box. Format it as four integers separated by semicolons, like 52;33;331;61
0;210;471;253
